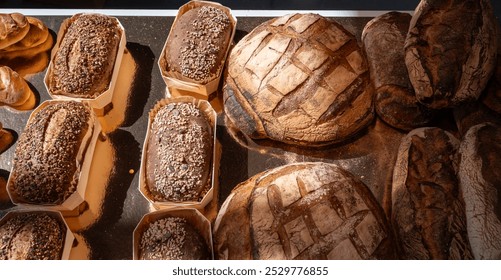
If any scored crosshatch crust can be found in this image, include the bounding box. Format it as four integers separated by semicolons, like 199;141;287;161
224;13;374;146
213;162;396;260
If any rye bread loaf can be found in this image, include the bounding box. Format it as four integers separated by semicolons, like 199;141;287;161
224;13;374;146
392;127;473;259
459;123;501;259
47;13;121;98
9;101;93;205
362;12;434;131
0;212;65;260
214;162;396;260
139;216;211;260
146;102;212;202
163;5;233;84
404;0;497;109
0;13;29;50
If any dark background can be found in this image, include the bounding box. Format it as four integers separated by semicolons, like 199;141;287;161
0;0;500;17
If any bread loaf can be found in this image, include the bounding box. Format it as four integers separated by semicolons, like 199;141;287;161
139;216;210;260
362;12;434;131
0;212;65;260
47;13;121;98
224;13;374;146
1;17;50;52
459;123;501;259
0;13;29;50
214;162;396;260
9;101;93;204
0;122;13;154
405;0;497;109
145;101;212;202
392;127;473;259
0;66;34;109
162;4;233;84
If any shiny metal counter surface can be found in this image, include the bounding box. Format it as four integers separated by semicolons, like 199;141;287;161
0;14;414;259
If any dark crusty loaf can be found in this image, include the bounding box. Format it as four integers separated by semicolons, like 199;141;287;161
146;102;212;202
163;5;232;84
10;101;93;204
392;127;473;259
214;162;396;260
404;0;497;109
362;12;434;131
47;13;121;98
224;13;374;146
458;123;501;259
139;216;210;260
0;212;65;260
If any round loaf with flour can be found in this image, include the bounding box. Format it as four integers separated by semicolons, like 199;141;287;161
224;13;374;146
214;162;395;260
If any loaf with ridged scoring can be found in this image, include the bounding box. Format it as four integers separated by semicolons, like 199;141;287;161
0;13;29;50
214;162;395;260
47;13;121;98
224;13;374;146
9;101;93;204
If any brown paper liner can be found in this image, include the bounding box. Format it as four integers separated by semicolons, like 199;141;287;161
6;100;101;213
158;0;237;98
139;96;218;211
132;208;213;260
44;13;126;110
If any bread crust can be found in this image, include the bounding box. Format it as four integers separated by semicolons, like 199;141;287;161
0;13;30;49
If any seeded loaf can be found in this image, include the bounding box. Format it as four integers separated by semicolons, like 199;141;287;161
47;13;121;98
405;0;497;109
214;162;396;260
362;12;434;131
9;101;93;205
0;212;65;260
224;13;374;146
145;102;212;202
139;216;210;260
392;127;473;259
163;5;232;84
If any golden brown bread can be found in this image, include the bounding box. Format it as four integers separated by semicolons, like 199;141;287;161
9;101;93;205
392;127;473;259
0;13;29;50
0;66;34;109
0;212;65;260
47;13;122;99
362;12;434;131
214;162;396;260
2;17;49;52
224;13;374;146
162;4;233;84
145;101;212;202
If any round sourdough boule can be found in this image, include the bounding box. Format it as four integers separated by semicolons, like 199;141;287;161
9;101;93;205
213;162;395;260
163;4;232;84
224;13;374;146
392;127;473;259
0;13;30;50
139;216;210;260
362;12;434;131
0;212;65;260
459;123;501;259
146;102;212;202
405;0;497;109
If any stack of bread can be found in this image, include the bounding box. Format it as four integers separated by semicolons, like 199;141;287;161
0;13;54;76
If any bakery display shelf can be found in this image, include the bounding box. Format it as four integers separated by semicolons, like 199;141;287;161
0;10;459;260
